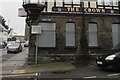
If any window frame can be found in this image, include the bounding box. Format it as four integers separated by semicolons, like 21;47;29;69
88;23;98;47
36;22;56;48
112;23;120;48
65;22;76;48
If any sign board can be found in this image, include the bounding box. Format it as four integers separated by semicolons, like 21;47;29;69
52;7;119;13
31;25;41;34
18;8;27;17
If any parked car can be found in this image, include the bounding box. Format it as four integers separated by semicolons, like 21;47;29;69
7;43;22;53
96;43;120;70
24;41;29;47
7;41;16;48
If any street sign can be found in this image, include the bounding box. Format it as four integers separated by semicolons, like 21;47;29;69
31;25;41;34
18;8;27;17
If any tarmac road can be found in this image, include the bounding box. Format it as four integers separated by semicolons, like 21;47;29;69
0;47;28;75
38;63;120;79
0;47;120;79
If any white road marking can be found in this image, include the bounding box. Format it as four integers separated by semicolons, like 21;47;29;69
108;73;120;77
35;72;38;76
84;76;97;79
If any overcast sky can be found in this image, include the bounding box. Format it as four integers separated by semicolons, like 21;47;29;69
0;0;25;36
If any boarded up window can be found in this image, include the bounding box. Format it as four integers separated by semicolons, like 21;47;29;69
37;22;56;47
88;23;98;47
66;23;75;47
112;24;120;47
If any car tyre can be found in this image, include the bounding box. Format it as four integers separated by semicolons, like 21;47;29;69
7;51;10;53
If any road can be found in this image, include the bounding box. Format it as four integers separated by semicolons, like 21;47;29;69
0;48;7;57
38;64;120;79
0;47;120;79
0;47;28;75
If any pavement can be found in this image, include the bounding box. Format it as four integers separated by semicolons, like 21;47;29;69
2;56;120;79
10;62;77;74
9;55;97;75
1;46;97;76
1;48;28;75
1;50;97;76
2;61;95;78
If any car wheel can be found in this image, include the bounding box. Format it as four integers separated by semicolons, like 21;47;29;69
7;51;9;53
113;64;120;71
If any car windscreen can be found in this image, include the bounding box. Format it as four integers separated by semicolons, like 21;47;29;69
8;43;19;48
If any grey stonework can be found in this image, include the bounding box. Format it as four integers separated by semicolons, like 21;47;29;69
27;13;120;64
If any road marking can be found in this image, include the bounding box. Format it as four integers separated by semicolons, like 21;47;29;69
108;73;120;77
1;73;36;78
84;76;97;79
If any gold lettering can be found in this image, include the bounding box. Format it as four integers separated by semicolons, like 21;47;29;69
96;9;101;13
71;8;75;12
76;8;80;12
84;8;87;12
67;8;71;12
101;9;105;13
88;8;91;12
92;8;96;12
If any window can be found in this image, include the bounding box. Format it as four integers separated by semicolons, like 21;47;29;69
37;22;56;47
112;24;120;47
97;0;104;5
64;0;72;4
90;1;96;8
84;1;88;8
66;23;75;47
47;0;54;12
88;23;98;47
104;0;113;6
56;0;63;7
64;0;81;7
73;0;80;4
113;0;118;6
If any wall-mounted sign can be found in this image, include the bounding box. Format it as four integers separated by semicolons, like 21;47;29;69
18;8;27;17
52;7;119;13
84;8;105;13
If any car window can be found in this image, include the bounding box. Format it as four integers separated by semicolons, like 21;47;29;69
9;43;19;47
25;41;29;44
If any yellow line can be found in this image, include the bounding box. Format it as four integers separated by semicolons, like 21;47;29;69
1;73;37;78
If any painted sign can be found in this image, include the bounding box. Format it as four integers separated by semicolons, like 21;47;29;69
84;8;105;13
18;8;27;17
52;7;119;13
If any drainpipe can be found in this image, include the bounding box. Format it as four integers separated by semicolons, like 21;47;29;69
80;2;88;55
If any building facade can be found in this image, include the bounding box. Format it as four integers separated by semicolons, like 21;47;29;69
23;0;120;64
0;24;8;43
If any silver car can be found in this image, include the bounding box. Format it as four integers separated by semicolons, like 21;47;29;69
7;43;22;53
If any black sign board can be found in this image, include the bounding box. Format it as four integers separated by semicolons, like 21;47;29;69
52;7;119;13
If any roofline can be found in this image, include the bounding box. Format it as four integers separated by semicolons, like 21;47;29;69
0;24;8;32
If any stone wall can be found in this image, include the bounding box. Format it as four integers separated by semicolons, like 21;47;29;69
27;13;120;64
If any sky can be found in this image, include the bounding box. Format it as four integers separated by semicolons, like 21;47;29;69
0;0;26;36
